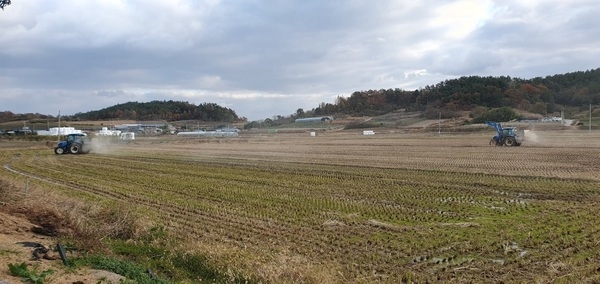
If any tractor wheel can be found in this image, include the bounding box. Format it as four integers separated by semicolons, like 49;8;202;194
70;143;82;154
490;138;502;146
504;137;516;147
54;147;64;155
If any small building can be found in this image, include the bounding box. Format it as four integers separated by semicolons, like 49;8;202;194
114;124;143;132
114;121;170;134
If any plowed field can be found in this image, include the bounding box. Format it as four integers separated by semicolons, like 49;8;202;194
3;130;600;283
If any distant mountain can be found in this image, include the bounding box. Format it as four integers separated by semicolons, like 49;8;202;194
0;111;53;123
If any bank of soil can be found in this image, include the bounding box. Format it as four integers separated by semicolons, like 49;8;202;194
0;211;125;284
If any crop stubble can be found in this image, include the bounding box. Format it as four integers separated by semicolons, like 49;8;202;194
4;130;600;282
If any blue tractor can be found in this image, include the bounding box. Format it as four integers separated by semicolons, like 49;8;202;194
54;133;91;154
486;121;524;147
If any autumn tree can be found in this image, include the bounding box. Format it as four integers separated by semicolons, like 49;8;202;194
0;0;10;10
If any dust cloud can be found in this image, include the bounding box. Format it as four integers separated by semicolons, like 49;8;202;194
523;130;540;144
522;128;600;148
89;137;125;155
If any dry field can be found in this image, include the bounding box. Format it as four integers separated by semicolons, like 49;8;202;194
2;129;600;283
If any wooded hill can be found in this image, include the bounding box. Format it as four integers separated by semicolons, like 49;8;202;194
308;68;600;120
71;101;243;122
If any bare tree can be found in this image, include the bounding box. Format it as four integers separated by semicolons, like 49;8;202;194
0;0;11;10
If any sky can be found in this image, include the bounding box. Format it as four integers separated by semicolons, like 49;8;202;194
1;0;600;121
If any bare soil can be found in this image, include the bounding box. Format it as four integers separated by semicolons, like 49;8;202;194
0;210;125;283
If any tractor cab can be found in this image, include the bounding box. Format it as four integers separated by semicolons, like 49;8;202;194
58;133;86;146
66;134;78;142
502;127;518;137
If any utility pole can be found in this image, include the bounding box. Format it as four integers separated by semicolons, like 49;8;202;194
57;110;61;141
590;104;592;133
438;112;441;134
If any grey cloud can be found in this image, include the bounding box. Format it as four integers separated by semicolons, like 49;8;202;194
94;90;128;98
426;46;503;76
1;1;600;120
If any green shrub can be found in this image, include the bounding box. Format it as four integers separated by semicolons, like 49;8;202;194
472;107;521;123
343;121;382;130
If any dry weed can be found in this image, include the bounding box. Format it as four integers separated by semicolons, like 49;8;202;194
0;180;144;253
180;240;341;284
0;178;19;204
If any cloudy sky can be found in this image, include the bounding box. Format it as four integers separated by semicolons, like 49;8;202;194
1;0;599;120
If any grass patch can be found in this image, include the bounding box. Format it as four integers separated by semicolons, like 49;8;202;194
343;121;383;129
8;262;54;284
106;234;253;283
72;255;167;284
